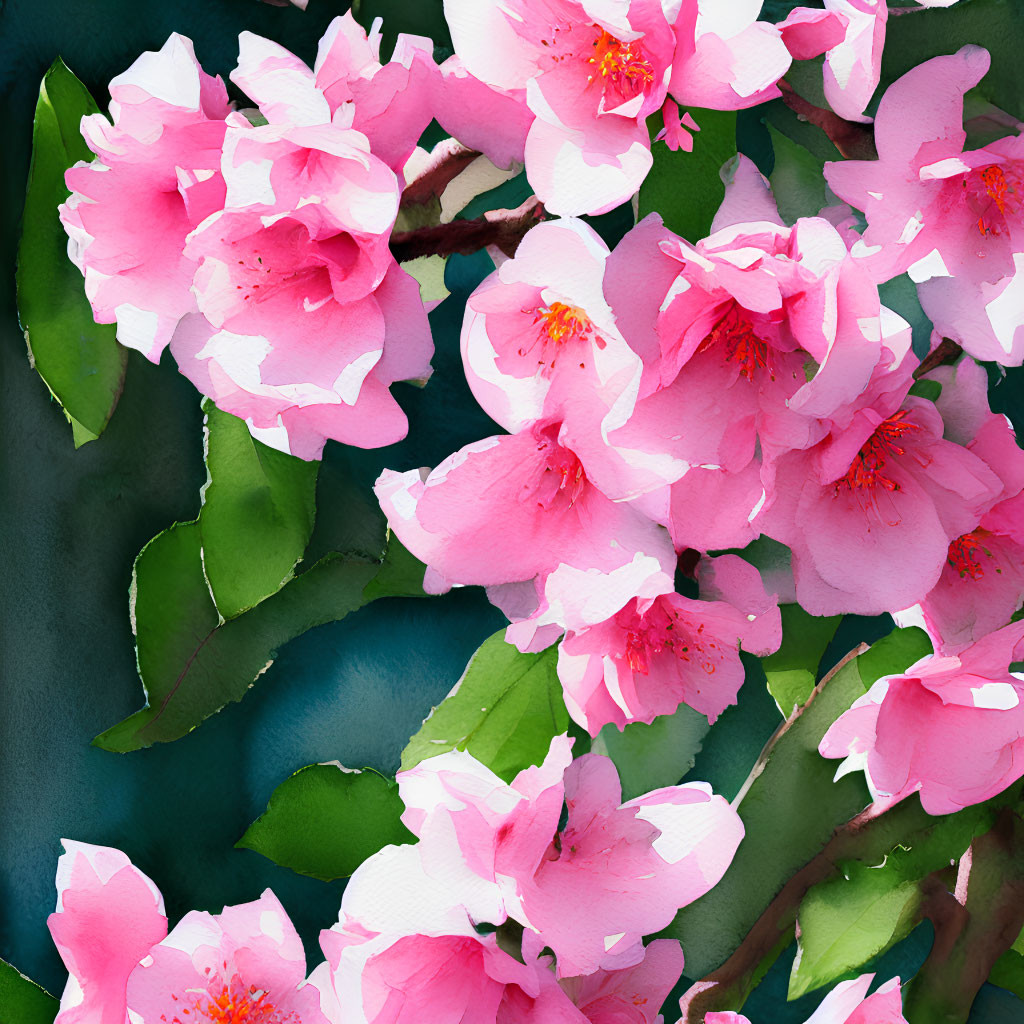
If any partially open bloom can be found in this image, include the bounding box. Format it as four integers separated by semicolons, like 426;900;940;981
895;358;1024;649
706;973;906;1024
508;553;781;734
758;384;1004;616
821;620;1024;814
826;46;1024;365
61;34;230;360
375;737;742;978
375;419;675;596
461;217;642;442
48;840;336;1024
170;111;432;458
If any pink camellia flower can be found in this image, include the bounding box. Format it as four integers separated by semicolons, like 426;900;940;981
170;110;432;458
668;0;792;113
232;15;437;174
440;1;794;215
374;418;675;595
61;34;230;360
461;217;641;437
705;974;906;1024
387;737;743;979
323;916;681;1023
560;939;683;1023
441;0;678;216
757;377;1006;616
507;553;781;734
825;46;1024;365
48;840;337;1024
895;359;1024;650
821;620;1024;815
323;923;589;1024
612;168;909;478
780;2;886;123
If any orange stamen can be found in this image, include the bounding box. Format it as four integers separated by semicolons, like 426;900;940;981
588;29;654;88
836;410;918;493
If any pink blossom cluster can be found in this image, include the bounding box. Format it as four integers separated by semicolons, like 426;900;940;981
378;43;1024;820
62;18;436;458
48;737;748;1021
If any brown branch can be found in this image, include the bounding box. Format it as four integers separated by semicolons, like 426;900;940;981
913;338;964;379
904;808;1024;1024
400;140;481;209
778;79;877;161
389;197;546;262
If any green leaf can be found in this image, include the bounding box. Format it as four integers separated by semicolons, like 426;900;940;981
990;949;1024;1000
908;379;943;403
879;274;934;363
791;801;998;999
762;99;842;164
401;631;568;783
0;958;57;1024
592;704;710;802
639;108;738;241
199;401;318;618
17;59;127;445
762;605;842;715
95;549;381;751
238;763;414;881
362;533;428;603
352;0;452;54
767;126;827;225
664;627;932;980
882;0;1024;119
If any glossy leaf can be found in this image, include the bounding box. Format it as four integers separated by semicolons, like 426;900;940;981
664;627;932;979
593;704;710;802
0;958;57;1024
767;126;827;225
95;544;382;751
238;764;414;881
639;108;738;241
199;401;319;619
882;0;1024;119
791;801;998;999
762;605;842;716
17;59;127;446
401;630;568;783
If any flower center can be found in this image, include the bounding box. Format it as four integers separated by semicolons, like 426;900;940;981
836;410;918;493
587;29;654;90
620;599;718;676
169;974;299;1024
518;301;604;373
964;163;1019;235
698;306;773;381
947;530;993;580
527;433;589;511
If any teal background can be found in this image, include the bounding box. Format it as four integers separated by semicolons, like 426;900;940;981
0;1;1021;1021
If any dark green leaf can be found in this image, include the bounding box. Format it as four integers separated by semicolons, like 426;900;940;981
882;0;1024;120
908;379;943;402
401;630;568;783
879;274;934;363
352;0;452;55
767;126;827;225
639;108;738;241
362;533;428;603
199;401;318;618
762;605;842;715
95;549;380;751
762;99;842;164
238;764;414;881
791;801;997;998
664;627;931;979
17;59;127;445
990;949;1024;1000
0;958;57;1024
593;703;710;802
